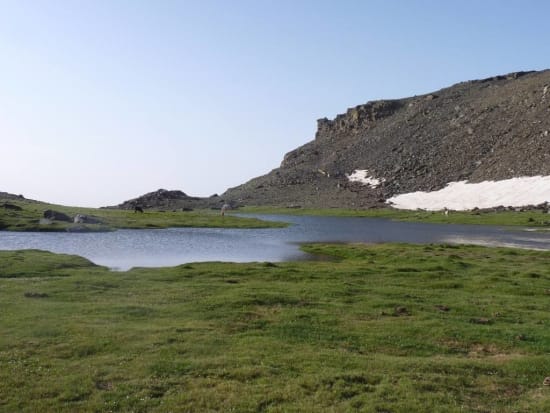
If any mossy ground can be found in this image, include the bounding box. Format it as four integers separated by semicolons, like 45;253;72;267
0;199;285;231
238;206;550;228
1;244;550;412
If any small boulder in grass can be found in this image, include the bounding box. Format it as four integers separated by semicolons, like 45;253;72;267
394;306;410;316
543;377;550;386
435;304;450;312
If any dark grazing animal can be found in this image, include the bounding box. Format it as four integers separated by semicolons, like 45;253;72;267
134;206;144;213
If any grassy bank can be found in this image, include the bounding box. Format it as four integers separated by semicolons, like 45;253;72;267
238;206;550;227
1;244;549;412
0;199;285;231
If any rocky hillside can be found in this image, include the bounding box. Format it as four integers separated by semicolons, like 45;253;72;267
222;70;550;208
0;192;28;201
109;189;222;210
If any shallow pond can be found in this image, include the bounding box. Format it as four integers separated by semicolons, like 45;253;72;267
1;214;549;270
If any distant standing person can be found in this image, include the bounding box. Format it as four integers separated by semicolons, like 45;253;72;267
221;204;230;216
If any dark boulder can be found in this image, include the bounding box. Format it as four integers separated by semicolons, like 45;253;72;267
1;203;22;211
43;209;72;222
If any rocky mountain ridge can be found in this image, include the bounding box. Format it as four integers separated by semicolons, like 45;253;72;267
112;69;550;210
221;69;550;208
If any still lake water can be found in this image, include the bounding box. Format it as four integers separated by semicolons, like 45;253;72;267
1;214;550;270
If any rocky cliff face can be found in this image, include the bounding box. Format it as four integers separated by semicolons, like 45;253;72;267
222;70;550;208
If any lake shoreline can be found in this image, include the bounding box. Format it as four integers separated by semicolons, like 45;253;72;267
2;214;550;270
0;198;286;232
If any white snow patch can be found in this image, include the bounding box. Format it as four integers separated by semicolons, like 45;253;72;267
346;169;383;188
387;176;550;211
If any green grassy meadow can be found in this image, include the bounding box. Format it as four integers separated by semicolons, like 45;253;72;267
0;199;285;232
238;206;550;228
1;244;550;412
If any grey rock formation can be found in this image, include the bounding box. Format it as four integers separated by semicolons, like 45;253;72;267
0;192;24;199
73;214;103;224
43;209;72;222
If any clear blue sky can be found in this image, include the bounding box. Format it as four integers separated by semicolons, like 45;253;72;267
1;0;549;206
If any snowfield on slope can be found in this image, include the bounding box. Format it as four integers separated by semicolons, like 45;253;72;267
346;169;384;188
387;176;550;211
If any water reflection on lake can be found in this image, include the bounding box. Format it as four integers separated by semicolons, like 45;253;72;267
1;214;549;270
